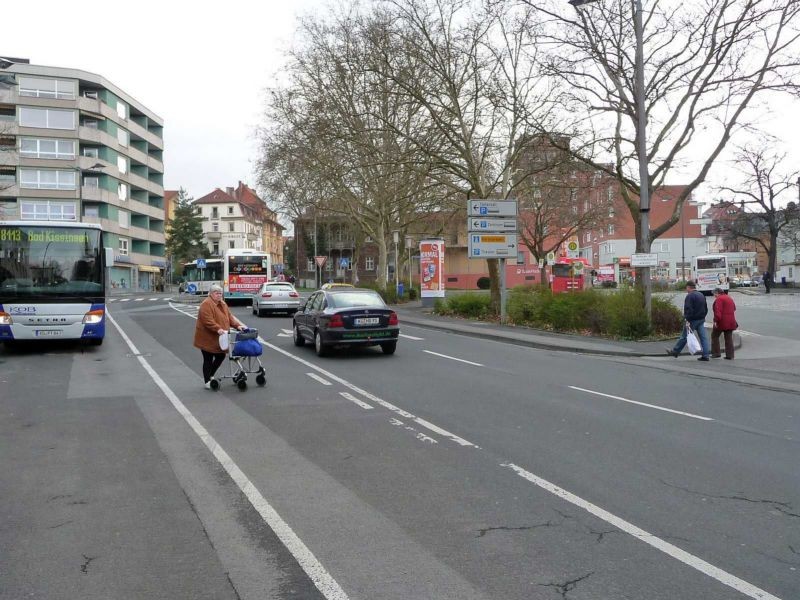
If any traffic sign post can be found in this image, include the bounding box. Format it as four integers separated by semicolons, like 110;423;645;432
631;253;658;267
468;217;517;233
468;233;517;258
468;200;517;217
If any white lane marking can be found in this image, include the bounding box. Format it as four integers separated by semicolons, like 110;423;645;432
150;297;160;301
120;298;130;302
167;303;777;597
389;418;438;444
307;372;332;386
339;392;373;410
277;329;293;338
108;298;118;302
135;298;144;302
106;313;350;600
568;386;714;422
399;333;424;340
736;330;761;337
502;463;780;600
423;350;483;367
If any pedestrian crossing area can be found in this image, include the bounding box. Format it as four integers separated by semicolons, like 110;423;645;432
108;297;172;302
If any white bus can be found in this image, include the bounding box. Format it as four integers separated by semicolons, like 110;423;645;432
224;248;271;300
692;254;729;294
181;258;223;295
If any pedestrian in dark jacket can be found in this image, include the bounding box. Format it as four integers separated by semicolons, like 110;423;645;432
711;287;737;359
763;270;772;294
667;281;711;360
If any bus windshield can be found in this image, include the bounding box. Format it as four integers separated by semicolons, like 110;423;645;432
0;225;103;300
696;256;726;270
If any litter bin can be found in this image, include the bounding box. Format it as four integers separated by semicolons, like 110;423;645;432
397;282;404;297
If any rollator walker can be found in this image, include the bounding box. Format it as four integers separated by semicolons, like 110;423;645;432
211;328;266;391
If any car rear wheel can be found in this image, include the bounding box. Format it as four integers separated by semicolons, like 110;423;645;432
257;308;266;317
314;330;328;357
293;324;305;347
381;341;397;355
252;304;257;315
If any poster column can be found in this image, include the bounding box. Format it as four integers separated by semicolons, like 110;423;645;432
419;238;445;308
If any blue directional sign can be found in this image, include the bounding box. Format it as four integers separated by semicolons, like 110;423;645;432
187;283;197;293
196;259;207;269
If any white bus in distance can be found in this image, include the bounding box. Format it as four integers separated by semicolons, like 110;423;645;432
692;254;729;294
224;248;271;301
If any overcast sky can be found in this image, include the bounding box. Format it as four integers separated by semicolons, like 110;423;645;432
5;0;800;214
5;0;324;202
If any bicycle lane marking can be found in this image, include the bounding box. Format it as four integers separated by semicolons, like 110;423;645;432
107;312;350;600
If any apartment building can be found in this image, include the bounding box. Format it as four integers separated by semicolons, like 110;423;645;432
0;57;166;290
194;182;284;268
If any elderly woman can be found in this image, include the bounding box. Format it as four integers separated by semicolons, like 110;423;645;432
711;287;738;360
194;284;246;388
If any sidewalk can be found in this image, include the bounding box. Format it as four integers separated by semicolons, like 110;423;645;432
393;301;739;358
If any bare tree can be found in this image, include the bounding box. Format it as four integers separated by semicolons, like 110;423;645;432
257;7;446;287
521;0;800;309
717;146;800;274
376;0;563;311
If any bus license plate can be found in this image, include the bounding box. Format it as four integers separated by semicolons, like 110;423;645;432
36;330;63;337
354;317;379;326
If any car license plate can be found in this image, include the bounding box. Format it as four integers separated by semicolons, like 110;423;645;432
354;317;380;326
274;303;288;308
36;329;63;337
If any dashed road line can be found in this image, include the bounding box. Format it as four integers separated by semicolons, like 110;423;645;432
423;350;483;367
399;333;424;340
307;372;332;386
568;386;713;421
339;392;373;410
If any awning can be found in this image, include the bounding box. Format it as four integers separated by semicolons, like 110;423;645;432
138;265;161;273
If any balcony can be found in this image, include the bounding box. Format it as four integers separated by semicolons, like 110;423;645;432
206;230;221;240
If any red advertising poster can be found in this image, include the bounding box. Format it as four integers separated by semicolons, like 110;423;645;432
229;274;268;293
419;239;445;298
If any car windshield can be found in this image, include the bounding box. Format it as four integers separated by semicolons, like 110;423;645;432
263;283;294;290
328;291;385;308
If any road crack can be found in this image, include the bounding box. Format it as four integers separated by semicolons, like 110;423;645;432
661;479;799;517
477;521;557;537
80;554;96;574
539;571;594;599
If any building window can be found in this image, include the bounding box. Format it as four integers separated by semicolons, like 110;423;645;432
228;222;235;232
83;205;99;218
19;168;76;190
116;101;127;121
659;242;669;252
603;243;614;254
18;76;76;100
212;242;219;255
20;138;76;160
366;256;375;271
119;238;129;256
83;119;99;129
307;258;315;271
608;224;615;235
607;187;614;203
20;200;77;221
212;222;219;232
211;207;218;218
118;183;128;201
119;210;130;229
227;206;234;215
117;156;127;174
83;176;99;188
584;232;591;243
82;147;99;158
228;240;236;249
19;107;75;130
117;128;129;147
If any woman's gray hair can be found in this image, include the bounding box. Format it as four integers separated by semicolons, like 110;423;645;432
713;287;724;294
209;284;223;294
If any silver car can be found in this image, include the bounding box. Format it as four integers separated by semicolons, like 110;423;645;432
252;282;301;316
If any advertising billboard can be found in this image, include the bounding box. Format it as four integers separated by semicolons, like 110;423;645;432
419;238;445;298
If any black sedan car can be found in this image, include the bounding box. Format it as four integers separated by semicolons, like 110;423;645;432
293;288;399;356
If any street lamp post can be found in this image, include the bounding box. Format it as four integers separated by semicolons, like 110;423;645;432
569;0;651;318
392;230;400;295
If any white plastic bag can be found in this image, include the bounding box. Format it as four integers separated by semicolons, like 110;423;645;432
686;323;701;355
218;331;229;351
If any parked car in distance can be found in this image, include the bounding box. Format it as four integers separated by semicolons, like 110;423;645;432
293;288;399;356
252;282;301;316
320;282;354;290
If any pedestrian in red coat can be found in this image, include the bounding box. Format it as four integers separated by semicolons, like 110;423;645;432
711;287;738;359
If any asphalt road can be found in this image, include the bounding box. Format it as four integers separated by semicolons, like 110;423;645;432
1;296;797;600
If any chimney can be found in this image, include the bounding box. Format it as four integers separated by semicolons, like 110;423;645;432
226;187;234;196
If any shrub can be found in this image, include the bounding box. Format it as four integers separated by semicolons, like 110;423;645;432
445;293;492;318
650;296;683;335
605;289;651;338
601;280;617;288
476;276;491;290
433;298;448;314
674;279;689;291
408;287;418;300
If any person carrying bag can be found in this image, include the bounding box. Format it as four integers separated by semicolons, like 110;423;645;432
667;281;711;361
193;284;246;389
